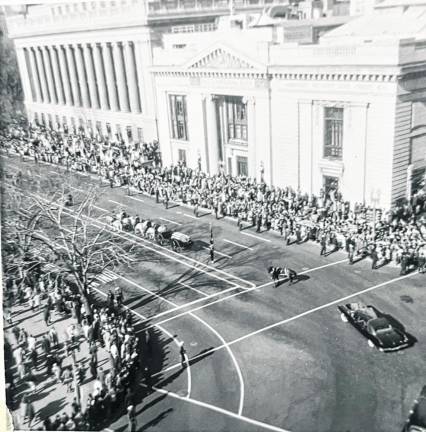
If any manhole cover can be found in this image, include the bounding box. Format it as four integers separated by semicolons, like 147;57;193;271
400;295;414;304
190;341;198;347
177;389;187;397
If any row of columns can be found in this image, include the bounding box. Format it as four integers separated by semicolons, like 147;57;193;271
21;41;143;114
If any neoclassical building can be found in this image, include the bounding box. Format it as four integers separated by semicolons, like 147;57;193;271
5;0;426;208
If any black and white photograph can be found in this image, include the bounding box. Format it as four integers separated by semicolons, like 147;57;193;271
0;0;425;431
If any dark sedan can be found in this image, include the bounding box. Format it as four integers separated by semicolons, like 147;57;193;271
338;302;413;352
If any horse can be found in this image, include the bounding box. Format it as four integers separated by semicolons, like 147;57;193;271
121;216;133;232
135;219;151;236
111;219;123;232
268;266;298;287
145;226;156;241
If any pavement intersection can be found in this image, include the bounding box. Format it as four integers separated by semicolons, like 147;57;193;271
2;155;426;432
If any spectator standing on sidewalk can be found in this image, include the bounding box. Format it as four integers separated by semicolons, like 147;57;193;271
127;405;137;432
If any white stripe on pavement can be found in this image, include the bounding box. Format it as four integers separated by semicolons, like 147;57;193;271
126;196;145;203
160;217;181;226
92;286;192;399
183;213;198;220
108;199;126;207
223;239;254;251
142;386;289;432
153;272;418;382
242;232;271;242
180;282;208;297
203;247;232;259
93;205;109;212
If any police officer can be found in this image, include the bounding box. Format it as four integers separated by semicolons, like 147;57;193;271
179;341;186;368
237;214;243;231
256;214;262;233
209;241;215;263
320;234;327;256
371;248;379;270
348;242;355;265
400;252;408;275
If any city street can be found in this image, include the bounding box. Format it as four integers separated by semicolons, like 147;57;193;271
3;154;425;432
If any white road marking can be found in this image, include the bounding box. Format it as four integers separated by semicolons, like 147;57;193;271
160;217;181;226
141;385;289;432
93;205;109;212
69;185;85;193
183;213;198;220
242;232;271;242
49;170;58;175
91;285;192;399
223;239;254;251
180;282;208;297
203;247;232;259
108;199;126;207
105;269;245;415
127;196;145;203
176;211;182;215
155;272;418;379
146;258;351;327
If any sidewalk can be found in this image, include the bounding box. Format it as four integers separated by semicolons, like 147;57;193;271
4;294;111;430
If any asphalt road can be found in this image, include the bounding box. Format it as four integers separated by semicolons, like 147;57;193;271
2;154;426;432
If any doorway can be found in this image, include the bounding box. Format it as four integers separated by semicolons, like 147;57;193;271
323;175;339;201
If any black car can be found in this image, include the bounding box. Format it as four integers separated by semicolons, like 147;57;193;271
338;302;412;352
403;386;426;432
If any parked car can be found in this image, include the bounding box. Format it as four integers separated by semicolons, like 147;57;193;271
403;385;426;432
338;302;412;352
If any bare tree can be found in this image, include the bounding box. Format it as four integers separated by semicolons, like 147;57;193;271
3;183;135;318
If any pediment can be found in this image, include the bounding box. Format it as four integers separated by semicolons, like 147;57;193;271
184;43;265;71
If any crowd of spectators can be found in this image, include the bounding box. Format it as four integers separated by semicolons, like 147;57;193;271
3;265;142;430
2;121;426;274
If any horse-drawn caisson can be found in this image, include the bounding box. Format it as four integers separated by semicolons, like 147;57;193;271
104;209;193;252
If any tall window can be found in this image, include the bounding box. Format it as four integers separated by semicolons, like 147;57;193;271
126;125;133;140
137;127;143;143
237;156;248;176
169;95;188;140
96;121;102;137
226;97;247;142
324;107;343;159
178;149;187;164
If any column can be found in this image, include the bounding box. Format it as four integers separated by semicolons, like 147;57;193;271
92;43;109;110
28;48;42;102
42;46;57;104
102;42;118;111
57;45;72;106
123;41;140;113
15;47;33;104
206;95;219;175
74;44;90;108
50;46;64;105
112;42;129;112
83;44;98;109
65;45;80;106
35;46;49;103
246;96;256;178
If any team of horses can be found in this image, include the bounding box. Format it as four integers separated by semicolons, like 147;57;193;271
105;210;167;241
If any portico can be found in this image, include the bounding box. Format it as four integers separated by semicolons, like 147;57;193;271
153;44;271;181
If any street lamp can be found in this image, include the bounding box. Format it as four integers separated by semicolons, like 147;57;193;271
370;188;381;241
